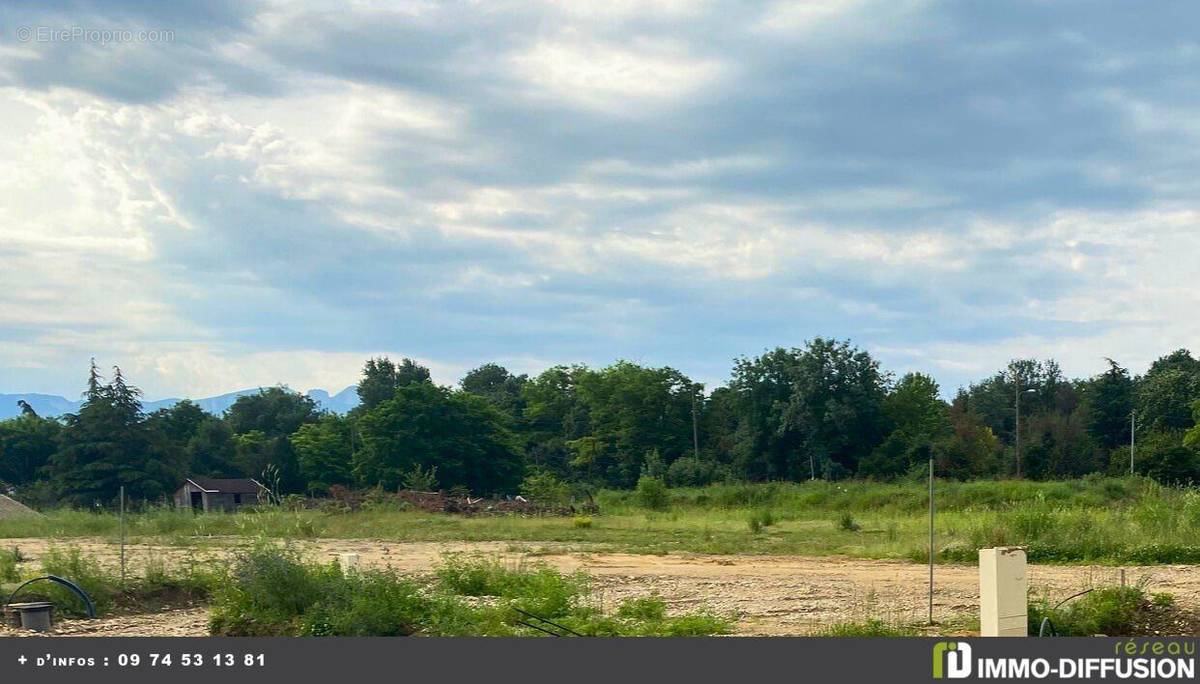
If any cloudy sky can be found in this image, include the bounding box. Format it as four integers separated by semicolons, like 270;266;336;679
1;1;1198;400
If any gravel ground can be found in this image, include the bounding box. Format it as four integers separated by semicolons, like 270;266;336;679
2;538;1198;636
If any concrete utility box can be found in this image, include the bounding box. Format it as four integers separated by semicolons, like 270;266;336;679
338;553;360;573
7;602;54;632
980;547;1027;636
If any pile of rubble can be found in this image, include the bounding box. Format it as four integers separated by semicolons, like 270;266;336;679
324;486;596;517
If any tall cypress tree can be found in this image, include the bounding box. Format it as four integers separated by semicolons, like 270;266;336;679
49;364;178;506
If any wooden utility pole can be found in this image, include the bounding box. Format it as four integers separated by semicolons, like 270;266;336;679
1130;410;1136;475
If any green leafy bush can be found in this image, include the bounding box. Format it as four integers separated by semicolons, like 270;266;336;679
747;509;775;533
211;546;730;637
817;619;919;636
521;470;570;506
210;544;336;635
635;476;669;511
837;511;861;532
402;463;439;491
39;546;117;616
666;457;723;487
1029;587;1146;636
0;547;20;583
300;571;429;636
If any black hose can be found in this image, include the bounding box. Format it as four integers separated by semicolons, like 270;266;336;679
1054;587;1095;610
1036;587;1095;637
512;606;584;637
1038;616;1056;637
5;575;96;619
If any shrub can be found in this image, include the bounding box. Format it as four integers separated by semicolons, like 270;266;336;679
837;511;861;532
39;546;117;616
1151;592;1175;608
572;515;593;529
635;476;670;511
210;547;729;637
139;552;222;603
435;555;512;596
401;463;439;491
521;470;570;506
1029;586;1146;636
300;571;429;636
747;509;775;533
817;619;918;636
210;544;335;636
0;547;20;583
666;457;721;487
617;595;667;622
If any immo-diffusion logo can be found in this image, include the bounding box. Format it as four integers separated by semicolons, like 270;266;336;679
932;639;1196;680
933;642;972;679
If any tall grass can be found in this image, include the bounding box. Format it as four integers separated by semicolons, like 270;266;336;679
210;545;732;637
11;545;223;617
1029;586;1149;636
0;546;21;583
3;477;1197;565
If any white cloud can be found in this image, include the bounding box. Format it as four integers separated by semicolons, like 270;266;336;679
3;1;1200;400
509;34;723;113
121;347;465;398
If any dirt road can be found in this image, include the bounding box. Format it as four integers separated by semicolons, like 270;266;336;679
2;538;1194;636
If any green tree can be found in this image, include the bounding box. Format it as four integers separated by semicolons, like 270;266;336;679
145;400;207;446
728;348;800;480
860;372;950;479
145;400;209;479
460;363;528;425
187;415;239;477
885;373;949;444
521;365;589;477
1120;429;1199;484
963;359;1068;444
1021;408;1098;479
290;414;354;492
224;387;317;491
0;414;61;486
233;430;274;481
355;382;522;494
1084;359;1133;449
225;387;318;438
571;362;700;487
48;362;180;505
781;338;890;479
933;395;1002;479
1137;350;1200;433
356;357;431;411
1184;401;1200;450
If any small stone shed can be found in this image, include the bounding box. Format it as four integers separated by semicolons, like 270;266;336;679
173;477;268;512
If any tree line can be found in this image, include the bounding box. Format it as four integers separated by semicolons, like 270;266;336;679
3;340;1200;506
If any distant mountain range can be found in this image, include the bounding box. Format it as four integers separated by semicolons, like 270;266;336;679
0;386;360;420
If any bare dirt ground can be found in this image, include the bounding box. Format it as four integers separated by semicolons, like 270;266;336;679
3;537;1197;636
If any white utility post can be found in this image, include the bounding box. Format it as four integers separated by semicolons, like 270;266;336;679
980;547;1027;636
338;553;360;573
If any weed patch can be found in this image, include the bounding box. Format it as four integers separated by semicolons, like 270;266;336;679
212;546;731;637
1029;587;1147;636
816;619;919;636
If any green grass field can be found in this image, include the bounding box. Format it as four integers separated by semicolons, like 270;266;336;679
5;477;1200;564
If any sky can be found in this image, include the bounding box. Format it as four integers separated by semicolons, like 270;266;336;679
1;0;1198;400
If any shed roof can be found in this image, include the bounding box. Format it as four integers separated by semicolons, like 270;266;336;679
184;477;266;494
0;493;38;519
